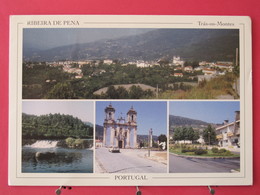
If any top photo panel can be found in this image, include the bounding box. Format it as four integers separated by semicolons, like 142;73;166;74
22;28;240;99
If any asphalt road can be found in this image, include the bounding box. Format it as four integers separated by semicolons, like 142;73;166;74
169;153;240;173
95;147;167;173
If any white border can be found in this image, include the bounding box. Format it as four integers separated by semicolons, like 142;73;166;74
9;15;252;186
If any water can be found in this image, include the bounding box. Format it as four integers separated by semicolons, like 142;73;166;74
22;142;93;173
26;140;59;148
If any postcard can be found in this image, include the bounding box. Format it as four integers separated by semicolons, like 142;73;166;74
9;15;252;186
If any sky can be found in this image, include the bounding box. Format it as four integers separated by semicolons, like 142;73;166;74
96;101;167;136
23;28;153;50
169;101;240;124
22;101;94;123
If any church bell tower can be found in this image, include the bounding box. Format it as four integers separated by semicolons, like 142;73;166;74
105;103;115;122
127;106;137;124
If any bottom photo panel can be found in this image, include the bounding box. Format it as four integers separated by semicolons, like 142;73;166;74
22;101;94;173
95;101;168;173
20;100;241;176
169;101;240;173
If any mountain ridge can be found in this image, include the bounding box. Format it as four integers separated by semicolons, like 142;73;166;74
23;29;239;62
169;115;209;127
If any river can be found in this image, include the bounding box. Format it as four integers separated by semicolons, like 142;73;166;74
22;140;93;173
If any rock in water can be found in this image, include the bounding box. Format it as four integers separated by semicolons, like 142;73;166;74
35;152;56;161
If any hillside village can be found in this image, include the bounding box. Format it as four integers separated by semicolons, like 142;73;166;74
43;55;237;81
23;53;239;99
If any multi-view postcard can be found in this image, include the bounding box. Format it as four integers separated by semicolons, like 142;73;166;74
9;15;252;186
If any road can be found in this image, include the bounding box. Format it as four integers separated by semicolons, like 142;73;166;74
95;147;167;173
169;153;240;173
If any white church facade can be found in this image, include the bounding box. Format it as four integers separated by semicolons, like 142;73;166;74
103;104;138;148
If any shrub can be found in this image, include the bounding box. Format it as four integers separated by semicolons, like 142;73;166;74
74;139;84;149
65;137;75;147
181;149;187;153
181;148;196;153
194;148;208;155
222;150;232;156
185;152;194;155
65;137;92;149
211;147;219;153
219;148;227;153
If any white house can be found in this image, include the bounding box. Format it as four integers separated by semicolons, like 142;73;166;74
173;73;183;77
173;56;185;66
184;66;193;72
103;59;113;65
202;68;217;75
136;61;151;68
215;111;240;148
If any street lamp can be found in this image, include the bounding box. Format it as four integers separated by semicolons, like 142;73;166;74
148;128;153;157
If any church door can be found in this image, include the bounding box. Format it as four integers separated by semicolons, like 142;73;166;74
118;141;123;148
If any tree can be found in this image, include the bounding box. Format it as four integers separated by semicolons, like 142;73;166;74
129;85;143;99
184;61;199;69
158;59;169;67
203;125;216;145
193;130;200;143
158;134;167;143
173;127;199;144
106;86;119;99
158;134;167;150
45;82;76;99
22;113;93;140
173;127;184;142
186;127;195;143
116;86;129;99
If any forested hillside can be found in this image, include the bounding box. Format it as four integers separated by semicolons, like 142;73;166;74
22;113;93;139
169;115;209;127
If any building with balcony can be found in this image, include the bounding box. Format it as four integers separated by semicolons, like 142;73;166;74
215;111;240;148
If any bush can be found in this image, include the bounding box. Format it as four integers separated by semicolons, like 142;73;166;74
194;148;208;155
185;152;194;155
219;148;227;153
74;139;84;148
65;137;92;149
211;147;219;153
222;150;232;156
65;137;75;147
181;148;196;153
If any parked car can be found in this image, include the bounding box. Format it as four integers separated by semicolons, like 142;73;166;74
109;147;120;153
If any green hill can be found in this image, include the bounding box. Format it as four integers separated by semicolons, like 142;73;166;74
22;113;93;139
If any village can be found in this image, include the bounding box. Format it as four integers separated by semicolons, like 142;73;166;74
44;55;236;82
23;53;239;99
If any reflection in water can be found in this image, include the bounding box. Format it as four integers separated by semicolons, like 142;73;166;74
22;147;93;173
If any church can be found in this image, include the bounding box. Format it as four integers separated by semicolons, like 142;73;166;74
103;104;138;149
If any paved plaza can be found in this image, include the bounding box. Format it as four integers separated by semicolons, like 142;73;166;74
95;147;167;173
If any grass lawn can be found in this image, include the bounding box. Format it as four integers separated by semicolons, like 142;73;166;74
170;147;240;158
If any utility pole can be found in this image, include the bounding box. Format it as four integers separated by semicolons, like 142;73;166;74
148;128;153;157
